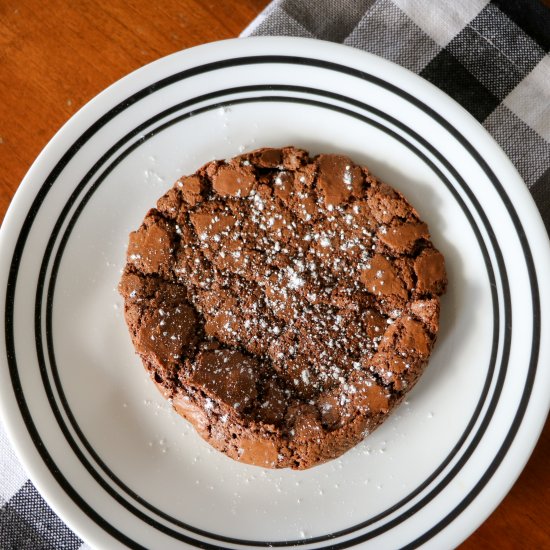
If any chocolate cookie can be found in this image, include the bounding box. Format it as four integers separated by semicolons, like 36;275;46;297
119;147;447;469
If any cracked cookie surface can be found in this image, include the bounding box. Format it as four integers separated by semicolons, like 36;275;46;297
119;147;447;469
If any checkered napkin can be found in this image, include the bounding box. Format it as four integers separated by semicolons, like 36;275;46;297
0;421;88;549
1;1;549;548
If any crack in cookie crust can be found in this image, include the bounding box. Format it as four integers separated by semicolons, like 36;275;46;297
119;147;447;469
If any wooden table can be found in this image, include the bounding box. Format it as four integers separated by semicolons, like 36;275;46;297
1;2;548;548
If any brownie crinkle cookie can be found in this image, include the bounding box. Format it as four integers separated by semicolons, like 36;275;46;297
119;147;446;469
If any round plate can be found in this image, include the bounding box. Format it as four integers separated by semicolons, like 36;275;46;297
1;37;549;550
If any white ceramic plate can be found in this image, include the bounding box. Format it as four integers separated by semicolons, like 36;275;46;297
1;37;549;550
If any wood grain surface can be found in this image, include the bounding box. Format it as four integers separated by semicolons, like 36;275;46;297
0;1;548;548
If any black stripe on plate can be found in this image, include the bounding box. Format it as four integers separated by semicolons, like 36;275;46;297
39;91;505;546
3;54;536;548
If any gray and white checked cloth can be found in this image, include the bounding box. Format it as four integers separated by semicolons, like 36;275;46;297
1;0;549;548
